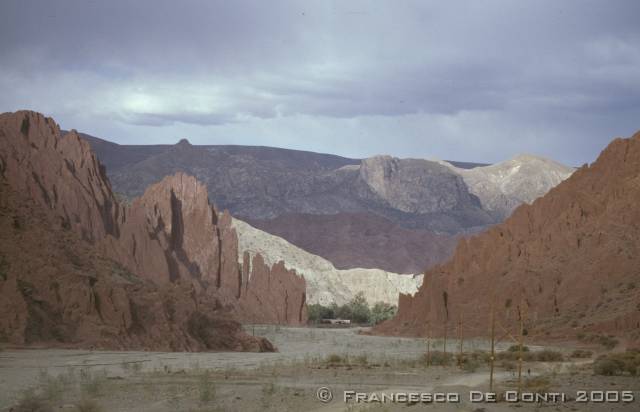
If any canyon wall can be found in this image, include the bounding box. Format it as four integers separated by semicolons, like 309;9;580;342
0;111;306;350
375;133;640;343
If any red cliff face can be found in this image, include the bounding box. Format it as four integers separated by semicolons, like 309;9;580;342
0;111;306;350
375;132;640;343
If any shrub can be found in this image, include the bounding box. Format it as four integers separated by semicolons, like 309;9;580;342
500;360;516;371
326;354;343;364
0;254;8;281
198;371;216;403
460;357;481;373
370;302;397;325
79;369;106;397
594;358;623;376
593;350;640;376
75;398;103;412
355;354;368;366
13;389;53;412
496;351;531;362
570;349;593;359
20;117;30;136
579;333;619;349
426;351;453;366
307;303;335;322
347;292;371;324
523;376;551;394
535;350;564;362
469;350;491;363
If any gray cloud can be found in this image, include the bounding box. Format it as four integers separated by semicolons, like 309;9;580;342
1;0;639;165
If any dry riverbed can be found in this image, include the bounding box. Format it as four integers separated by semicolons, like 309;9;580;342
0;326;638;411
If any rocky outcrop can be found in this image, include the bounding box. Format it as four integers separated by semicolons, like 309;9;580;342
0;111;306;350
441;154;574;220
359;156;481;215
375;133;640;343
232;218;422;306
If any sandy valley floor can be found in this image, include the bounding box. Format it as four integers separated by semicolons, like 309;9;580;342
0;326;638;412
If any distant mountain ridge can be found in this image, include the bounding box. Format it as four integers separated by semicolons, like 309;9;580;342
81;134;496;233
83;133;573;274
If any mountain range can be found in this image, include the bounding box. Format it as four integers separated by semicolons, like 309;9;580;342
83;134;573;274
2;110;635;351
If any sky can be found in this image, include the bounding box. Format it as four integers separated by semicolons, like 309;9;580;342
1;0;639;165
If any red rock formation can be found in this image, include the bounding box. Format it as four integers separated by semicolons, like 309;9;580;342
374;132;640;343
0;111;306;350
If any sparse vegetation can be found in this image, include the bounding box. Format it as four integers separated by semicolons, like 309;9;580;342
535;349;564;362
370;301;397;325
355;354;368;366
6;326;637;411
79;369;106;397
570;349;593;358
507;344;529;352
20;117;30;136
326;353;344;364
0;253;8;281
593;350;640;376
578;333;619;349
523;376;551;394
198;371;216;403
37;369;64;402
496;349;563;362
460;357;482;373
75;398;103;412
422;351;453;366
307;294;396;324
13;388;53;412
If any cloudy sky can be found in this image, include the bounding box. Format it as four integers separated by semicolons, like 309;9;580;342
1;0;639;165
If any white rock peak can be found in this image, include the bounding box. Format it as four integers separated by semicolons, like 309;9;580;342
440;153;574;219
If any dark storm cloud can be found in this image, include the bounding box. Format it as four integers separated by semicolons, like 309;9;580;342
0;0;639;164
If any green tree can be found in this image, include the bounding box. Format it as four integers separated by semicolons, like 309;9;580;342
370;302;397;324
307;303;335;322
347;292;371;324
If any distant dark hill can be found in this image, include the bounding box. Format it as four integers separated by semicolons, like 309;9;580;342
78;133;359;175
77;133;169;172
444;160;490;169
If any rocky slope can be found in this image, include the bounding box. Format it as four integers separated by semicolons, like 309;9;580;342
375;132;640;343
232;218;423;306
0;111;306;351
246;212;457;274
442;154;574;220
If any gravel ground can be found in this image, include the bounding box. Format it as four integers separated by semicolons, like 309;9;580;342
0;326;637;412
